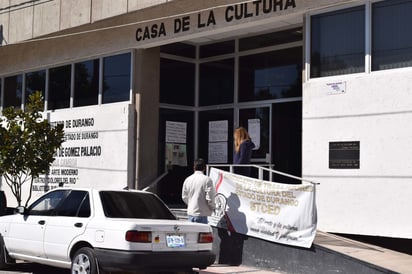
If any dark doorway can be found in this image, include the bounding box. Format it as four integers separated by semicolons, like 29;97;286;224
272;101;302;184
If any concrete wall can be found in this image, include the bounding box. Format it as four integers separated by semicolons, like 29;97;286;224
0;0;171;44
303;69;412;239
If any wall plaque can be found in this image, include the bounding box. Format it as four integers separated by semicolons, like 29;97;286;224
329;141;360;169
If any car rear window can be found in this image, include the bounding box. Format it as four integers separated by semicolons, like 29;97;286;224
99;191;176;220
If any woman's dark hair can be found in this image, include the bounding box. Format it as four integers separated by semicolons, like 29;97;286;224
194;158;206;171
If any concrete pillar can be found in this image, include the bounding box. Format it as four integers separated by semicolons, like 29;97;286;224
133;47;160;190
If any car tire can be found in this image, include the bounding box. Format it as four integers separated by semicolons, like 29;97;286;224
0;236;7;269
71;247;101;274
0;236;14;269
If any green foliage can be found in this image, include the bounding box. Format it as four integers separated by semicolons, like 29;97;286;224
0;91;64;206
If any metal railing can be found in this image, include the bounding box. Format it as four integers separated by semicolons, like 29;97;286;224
206;164;319;185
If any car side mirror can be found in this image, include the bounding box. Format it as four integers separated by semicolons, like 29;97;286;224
15;206;25;215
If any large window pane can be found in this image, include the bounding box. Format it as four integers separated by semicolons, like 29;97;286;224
372;0;412;71
49;65;71;110
74;59;99;107
240;28;302;51
239;47;302;102
311;6;365;78
103;53;131;104
160;42;196;58
25;70;45;107
200;40;234;58
160;58;195;106
198;109;233;165
4;75;22;109
199;58;234;106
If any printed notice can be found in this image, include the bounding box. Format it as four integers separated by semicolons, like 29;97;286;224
208;142;228;163
209;120;228;142
248;119;260;150
166;121;187;144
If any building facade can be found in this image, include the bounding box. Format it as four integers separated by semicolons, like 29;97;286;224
1;0;411;240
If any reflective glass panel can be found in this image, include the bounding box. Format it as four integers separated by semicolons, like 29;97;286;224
4;75;22;109
200;40;234;58
160;58;195;106
160;42;196;58
103;53;131;104
372;0;412;71
311;6;365;77
199;58;234;106
25;70;46;107
239;47;302;102
49;65;71;110
74;59;99;107
240;28;302;51
198;109;234;165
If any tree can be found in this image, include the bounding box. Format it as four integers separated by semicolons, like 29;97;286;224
0;91;64;207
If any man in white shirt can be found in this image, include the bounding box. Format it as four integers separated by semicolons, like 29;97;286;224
181;158;216;224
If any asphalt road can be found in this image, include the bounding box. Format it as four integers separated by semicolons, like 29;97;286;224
0;262;69;274
0;262;195;274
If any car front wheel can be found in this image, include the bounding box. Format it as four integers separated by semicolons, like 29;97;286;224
71;247;101;274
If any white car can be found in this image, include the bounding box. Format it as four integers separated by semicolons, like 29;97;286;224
0;188;215;273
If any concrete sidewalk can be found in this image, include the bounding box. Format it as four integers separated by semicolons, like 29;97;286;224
197;264;286;274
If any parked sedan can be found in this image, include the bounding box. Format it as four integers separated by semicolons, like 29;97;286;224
0;188;215;274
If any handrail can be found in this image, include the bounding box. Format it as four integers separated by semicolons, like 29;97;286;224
206;164;320;185
142;171;169;192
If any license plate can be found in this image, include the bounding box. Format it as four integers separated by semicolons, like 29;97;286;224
166;234;185;248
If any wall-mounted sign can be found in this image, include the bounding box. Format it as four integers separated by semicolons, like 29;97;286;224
329;141;360;169
326;81;346;95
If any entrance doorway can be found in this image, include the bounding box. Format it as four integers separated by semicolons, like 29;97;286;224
157;28;303;204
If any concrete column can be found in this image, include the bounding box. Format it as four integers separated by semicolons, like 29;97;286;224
133;47;160;190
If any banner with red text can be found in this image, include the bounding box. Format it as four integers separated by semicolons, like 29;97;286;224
208;168;317;248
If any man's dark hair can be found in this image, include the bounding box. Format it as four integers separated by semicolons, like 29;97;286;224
194;158;206;171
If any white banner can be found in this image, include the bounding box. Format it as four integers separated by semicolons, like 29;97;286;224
208;168;317;248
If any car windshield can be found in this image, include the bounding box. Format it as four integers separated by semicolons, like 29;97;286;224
99;191;176;220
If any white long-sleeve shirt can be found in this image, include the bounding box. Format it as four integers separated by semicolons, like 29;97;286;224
181;171;216;217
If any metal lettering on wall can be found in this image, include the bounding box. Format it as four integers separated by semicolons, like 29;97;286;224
329;141;360;169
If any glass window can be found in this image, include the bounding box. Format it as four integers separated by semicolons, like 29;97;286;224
239;47;302;102
160;42;196;58
28;190;69;216
100;191;176;219
198;109;234;165
238;107;270;160
199;58;234;106
74;59;99;107
25;70;46;107
240;28;302;51
103;53;131;104
372;0;412;71
55;190;89;217
4;75;22;109
160;58;195;106
49;65;71;110
311;6;365;78
200;40;234;58
0;78;2;108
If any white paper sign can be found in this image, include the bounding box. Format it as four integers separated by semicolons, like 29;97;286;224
166;121;187;144
208;142;228;163
209;120;228;142
248;119;260;150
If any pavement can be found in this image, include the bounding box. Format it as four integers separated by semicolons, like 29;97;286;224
197;265;286;274
1;231;411;274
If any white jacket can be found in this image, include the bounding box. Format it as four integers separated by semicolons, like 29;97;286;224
182;171;216;217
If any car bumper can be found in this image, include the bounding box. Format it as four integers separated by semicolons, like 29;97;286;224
95;248;216;272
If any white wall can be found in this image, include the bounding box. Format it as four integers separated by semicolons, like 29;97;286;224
1;103;134;207
303;68;412;238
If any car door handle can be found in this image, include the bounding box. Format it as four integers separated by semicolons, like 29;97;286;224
74;223;83;228
38;220;45;225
